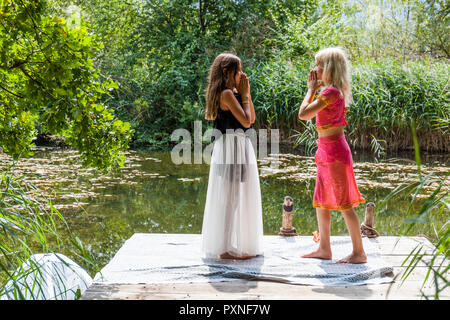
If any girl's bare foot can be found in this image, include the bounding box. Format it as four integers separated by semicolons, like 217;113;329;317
301;248;332;260
220;252;253;260
337;252;367;264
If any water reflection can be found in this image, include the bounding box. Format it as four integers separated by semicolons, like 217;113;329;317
0;147;448;270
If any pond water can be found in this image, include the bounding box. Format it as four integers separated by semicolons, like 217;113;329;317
1;146;448;274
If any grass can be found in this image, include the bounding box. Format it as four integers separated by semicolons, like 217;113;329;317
0;159;100;300
249;58;449;155
382;122;449;299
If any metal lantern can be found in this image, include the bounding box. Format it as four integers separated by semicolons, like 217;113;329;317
279;196;298;236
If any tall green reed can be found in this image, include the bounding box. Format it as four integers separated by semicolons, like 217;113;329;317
292;120;317;156
380;121;449;299
349;59;449;153
247;58;310;133
0;160;99;299
250;58;448;155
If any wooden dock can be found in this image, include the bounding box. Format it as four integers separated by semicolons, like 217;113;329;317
81;236;449;300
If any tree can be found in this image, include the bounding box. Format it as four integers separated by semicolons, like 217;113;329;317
72;0;320;147
0;0;134;171
413;0;449;58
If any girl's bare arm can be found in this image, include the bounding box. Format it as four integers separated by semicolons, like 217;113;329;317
298;70;327;120
221;89;252;128
239;73;255;124
246;93;255;124
298;89;328;120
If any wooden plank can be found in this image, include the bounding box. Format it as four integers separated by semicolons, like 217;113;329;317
82;266;436;292
81;262;449;300
381;254;449;268
368;236;437;255
81;236;448;300
81;278;448;300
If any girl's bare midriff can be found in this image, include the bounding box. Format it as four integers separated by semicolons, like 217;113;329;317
317;125;344;137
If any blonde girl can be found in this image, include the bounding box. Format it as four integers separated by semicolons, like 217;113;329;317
298;47;367;264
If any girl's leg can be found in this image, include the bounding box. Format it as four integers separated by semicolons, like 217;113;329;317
220;172;247;259
219;142;253;261
338;208;367;263
301;208;332;260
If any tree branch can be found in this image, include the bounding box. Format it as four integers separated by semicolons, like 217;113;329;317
19;66;57;101
199;0;205;33
17;0;53;65
7;49;43;70
0;83;25;99
436;32;450;58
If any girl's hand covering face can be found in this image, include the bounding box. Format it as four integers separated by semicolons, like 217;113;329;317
238;73;250;96
307;69;323;91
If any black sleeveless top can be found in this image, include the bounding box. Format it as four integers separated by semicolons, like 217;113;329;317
212;92;249;141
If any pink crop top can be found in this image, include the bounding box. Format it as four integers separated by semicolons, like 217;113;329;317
315;86;348;130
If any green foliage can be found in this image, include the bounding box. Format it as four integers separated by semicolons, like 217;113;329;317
0;164;99;299
58;0;320;148
0;0;133;171
248;58;309;132
280;0;450;61
292;120;318;156
2;0;447;154
81;0;449;153
248;57;449;154
381;125;449;300
278;0;349;58
413;0;449;59
288;58;448;153
350;60;449;130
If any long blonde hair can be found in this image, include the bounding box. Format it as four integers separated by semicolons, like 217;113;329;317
315;47;352;106
205;53;242;120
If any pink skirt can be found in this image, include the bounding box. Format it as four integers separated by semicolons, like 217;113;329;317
313;132;365;210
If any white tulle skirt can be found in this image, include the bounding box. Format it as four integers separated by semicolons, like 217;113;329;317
201;132;264;259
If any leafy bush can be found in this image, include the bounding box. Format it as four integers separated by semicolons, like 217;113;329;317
0;0;133;171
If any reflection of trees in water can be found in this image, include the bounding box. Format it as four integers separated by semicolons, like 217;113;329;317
1;148;448;273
